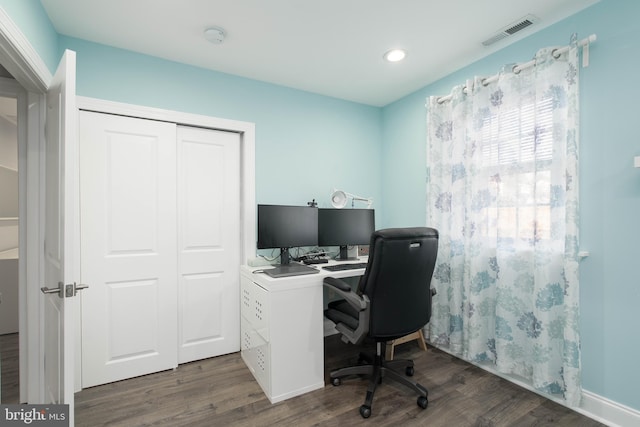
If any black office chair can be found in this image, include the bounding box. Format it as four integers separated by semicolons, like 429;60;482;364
323;227;438;418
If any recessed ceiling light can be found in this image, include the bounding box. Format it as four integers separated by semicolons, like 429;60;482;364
384;49;406;62
204;27;226;44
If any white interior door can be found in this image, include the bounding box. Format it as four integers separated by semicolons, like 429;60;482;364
42;50;77;417
177;126;240;363
79;111;178;387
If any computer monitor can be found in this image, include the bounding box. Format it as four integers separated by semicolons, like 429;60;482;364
318;208;375;260
257;204;319;277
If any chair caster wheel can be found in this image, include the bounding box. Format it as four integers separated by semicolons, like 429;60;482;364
359;405;372;418
331;378;341;386
417;395;428;409
405;366;414;376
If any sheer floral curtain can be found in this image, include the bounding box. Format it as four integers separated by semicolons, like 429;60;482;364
426;35;581;405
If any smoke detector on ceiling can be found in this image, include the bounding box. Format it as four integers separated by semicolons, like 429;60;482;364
204;27;226;44
482;14;538;47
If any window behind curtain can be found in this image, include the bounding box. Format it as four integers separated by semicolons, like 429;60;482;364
426;39;582;405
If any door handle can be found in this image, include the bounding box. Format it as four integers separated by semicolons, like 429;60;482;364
41;282;89;298
41;281;64;298
71;283;89;297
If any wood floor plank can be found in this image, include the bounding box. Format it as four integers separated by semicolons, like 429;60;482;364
73;335;605;426
0;333;19;403
0;331;607;426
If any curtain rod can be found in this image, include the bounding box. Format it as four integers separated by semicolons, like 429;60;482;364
435;34;596;104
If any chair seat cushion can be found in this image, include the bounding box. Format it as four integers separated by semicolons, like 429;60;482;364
325;299;359;331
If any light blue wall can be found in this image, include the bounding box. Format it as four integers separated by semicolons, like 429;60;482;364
0;0;58;72
57;36;383;223
1;0;638;415
0;1;382;223
381;0;640;412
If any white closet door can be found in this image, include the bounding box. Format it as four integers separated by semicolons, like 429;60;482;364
177;126;240;363
80;111;178;387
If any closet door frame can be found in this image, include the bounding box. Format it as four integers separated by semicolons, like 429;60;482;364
76;96;255;261
75;96;256;382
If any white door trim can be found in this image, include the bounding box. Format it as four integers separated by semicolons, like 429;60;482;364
0;7;51;93
76;96;257;266
0;77;28;403
25;91;46;403
0;6;52;404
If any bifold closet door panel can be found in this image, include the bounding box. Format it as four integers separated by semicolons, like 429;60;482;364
177;126;241;364
79;111;178;388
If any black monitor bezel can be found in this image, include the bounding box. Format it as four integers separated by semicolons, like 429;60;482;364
317;208;375;260
257;204;319;264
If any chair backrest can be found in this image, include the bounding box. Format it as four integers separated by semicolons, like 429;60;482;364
358;227;439;341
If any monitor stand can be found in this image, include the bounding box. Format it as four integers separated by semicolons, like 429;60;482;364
263;263;319;278
263;247;319;278
337;245;358;261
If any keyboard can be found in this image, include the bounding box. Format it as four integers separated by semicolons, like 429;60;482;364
322;262;368;272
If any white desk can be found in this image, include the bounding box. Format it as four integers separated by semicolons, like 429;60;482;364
240;258;366;403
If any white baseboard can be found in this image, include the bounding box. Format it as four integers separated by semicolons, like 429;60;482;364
579;390;640;427
428;342;640;427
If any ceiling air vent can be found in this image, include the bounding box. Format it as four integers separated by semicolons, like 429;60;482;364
482;14;538;46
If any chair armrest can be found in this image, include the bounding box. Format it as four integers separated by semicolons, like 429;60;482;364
324;276;352;292
323;276;370;345
323;277;368;311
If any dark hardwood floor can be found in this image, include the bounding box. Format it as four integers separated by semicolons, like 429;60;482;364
74;335;605;427
0;333;19;403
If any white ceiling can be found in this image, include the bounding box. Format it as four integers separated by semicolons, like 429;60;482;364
40;0;598;107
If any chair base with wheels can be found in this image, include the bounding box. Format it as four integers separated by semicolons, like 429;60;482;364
323;227;439;419
330;341;429;418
